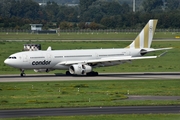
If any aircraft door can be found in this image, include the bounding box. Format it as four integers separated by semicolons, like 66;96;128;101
23;54;28;62
125;50;130;56
46;53;52;61
95;53;99;59
46;53;52;67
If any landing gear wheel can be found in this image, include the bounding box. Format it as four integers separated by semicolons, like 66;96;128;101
20;69;25;77
94;72;98;76
20;73;26;77
86;71;99;76
66;71;71;76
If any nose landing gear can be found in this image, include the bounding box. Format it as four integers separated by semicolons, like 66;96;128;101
20;69;26;77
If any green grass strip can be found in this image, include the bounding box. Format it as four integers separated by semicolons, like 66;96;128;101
0;80;180;109
4;114;180;120
0;32;180;40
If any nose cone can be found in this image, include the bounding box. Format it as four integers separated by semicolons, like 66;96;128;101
4;59;14;67
4;59;9;65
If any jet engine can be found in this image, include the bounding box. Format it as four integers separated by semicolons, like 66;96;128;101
69;64;92;75
34;69;50;73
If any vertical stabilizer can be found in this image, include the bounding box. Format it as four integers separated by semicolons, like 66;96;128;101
126;19;158;48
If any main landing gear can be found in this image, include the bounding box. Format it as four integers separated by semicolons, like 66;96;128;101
86;71;99;76
65;71;98;76
20;69;26;77
66;71;72;76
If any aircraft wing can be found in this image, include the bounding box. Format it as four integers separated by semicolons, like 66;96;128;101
59;56;157;65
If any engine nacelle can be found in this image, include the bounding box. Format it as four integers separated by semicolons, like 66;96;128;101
34;69;50;73
69;64;92;75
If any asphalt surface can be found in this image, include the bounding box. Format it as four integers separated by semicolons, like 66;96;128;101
1;106;180;118
127;95;180;100
0;72;180;82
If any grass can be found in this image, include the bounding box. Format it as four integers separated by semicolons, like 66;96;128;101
0;32;138;40
0;80;180;110
0;40;179;74
4;114;180;120
0;32;180;40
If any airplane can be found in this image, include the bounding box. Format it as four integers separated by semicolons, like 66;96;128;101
4;19;172;77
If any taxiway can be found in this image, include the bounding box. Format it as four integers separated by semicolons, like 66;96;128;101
0;72;179;82
1;106;180;118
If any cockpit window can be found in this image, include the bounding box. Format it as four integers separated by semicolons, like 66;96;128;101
8;56;17;59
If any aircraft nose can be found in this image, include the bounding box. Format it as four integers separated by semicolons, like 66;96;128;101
4;59;9;65
4;59;16;67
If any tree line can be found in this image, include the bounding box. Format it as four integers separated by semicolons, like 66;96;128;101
0;0;180;30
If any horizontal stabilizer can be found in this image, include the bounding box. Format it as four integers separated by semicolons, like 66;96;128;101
141;47;173;54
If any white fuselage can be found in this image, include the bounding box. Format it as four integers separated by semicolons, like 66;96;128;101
4;48;142;70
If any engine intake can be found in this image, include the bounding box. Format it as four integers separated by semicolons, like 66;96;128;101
69;64;92;75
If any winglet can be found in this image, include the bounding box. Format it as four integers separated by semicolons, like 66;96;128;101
47;46;52;51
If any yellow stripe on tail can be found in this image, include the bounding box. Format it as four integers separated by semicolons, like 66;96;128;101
126;19;158;49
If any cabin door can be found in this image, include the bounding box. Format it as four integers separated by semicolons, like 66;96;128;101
23;54;28;62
